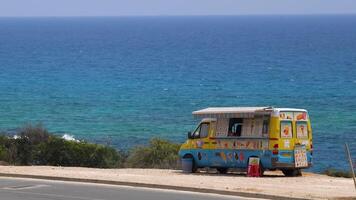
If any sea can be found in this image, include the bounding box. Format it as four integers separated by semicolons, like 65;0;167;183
0;15;355;172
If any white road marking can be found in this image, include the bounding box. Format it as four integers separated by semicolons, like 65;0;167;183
1;184;50;190
0;189;107;200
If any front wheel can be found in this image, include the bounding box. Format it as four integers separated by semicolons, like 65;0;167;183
182;155;198;173
282;169;302;177
191;158;198;173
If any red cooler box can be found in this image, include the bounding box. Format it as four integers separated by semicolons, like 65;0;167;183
247;157;261;177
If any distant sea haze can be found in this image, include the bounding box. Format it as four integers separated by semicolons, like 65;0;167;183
0;15;355;172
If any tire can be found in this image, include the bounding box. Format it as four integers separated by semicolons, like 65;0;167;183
282;169;302;177
182;154;198;173
216;167;228;174
191;158;198;173
259;165;265;177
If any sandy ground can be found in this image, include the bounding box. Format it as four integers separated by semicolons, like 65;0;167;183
0;166;354;200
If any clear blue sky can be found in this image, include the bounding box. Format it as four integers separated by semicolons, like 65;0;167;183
1;0;356;16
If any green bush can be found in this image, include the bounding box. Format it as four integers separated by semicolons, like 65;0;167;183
14;137;33;165
125;138;180;169
0;144;8;161
323;168;352;178
35;137;125;168
0;124;126;168
0;135;20;164
19;124;50;145
0;124;182;169
0;135;8;160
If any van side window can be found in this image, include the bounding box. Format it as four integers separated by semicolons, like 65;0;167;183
193;123;209;138
200;123;209;138
262;118;269;136
228;118;243;137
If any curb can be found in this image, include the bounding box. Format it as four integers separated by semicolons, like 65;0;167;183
0;173;306;200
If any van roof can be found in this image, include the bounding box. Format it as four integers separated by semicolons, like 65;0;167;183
192;107;307;118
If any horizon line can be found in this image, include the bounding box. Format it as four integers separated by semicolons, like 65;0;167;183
1;13;356;18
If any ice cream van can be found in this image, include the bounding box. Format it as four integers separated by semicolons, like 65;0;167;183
178;107;313;176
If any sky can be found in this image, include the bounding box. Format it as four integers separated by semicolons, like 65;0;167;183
0;0;356;17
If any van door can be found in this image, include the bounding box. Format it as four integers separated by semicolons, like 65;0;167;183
191;122;210;166
279;112;308;167
277;118;297;169
280;119;294;150
294;118;310;168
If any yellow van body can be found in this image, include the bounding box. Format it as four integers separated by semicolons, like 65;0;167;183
179;107;312;176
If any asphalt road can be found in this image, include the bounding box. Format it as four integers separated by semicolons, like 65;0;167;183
0;177;260;200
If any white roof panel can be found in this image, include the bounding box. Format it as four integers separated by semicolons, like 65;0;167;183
192;107;308;118
275;108;307;112
193;107;270;115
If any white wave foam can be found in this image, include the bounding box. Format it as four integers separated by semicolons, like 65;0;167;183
62;134;78;142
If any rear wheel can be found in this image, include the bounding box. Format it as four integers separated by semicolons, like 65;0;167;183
282;169;302;177
216;167;228;174
259;165;265;177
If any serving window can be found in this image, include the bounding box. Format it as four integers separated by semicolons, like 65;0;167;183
215;115;269;138
228;118;243;136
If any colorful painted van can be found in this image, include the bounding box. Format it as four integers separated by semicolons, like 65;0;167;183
179;107;313;176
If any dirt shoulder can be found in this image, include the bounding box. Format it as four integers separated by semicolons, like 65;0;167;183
0;166;354;200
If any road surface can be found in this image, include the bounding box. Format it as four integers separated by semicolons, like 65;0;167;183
0;177;261;200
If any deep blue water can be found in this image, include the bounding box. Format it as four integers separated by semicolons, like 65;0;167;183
0;16;355;172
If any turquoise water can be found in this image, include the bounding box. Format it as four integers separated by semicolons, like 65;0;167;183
0;16;355;172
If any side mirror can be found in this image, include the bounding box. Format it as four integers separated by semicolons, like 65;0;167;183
187;131;193;139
